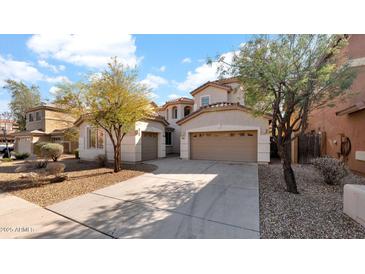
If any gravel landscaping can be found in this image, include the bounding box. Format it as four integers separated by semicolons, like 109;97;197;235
259;163;365;239
0;156;157;207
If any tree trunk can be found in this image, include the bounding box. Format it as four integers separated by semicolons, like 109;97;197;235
113;142;122;173
281;140;299;194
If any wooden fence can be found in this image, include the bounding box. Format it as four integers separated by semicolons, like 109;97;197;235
297;132;326;164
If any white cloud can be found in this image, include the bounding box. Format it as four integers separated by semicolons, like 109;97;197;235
27;34;140;69
49;86;60;95
177;51;235;91
182;57;192;64
0;54;70;87
168;94;180;100
44;75;71;84
159;66;166;72
37;60;65;73
140;74;168;89
147;92;159;100
0;54;44;86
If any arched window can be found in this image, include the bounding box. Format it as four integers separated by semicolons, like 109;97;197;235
172;106;178;119
184;106;191;117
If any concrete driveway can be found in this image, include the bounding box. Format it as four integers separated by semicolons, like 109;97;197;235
47;158;260;238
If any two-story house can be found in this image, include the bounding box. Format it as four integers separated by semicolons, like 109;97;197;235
159;78;271;163
177;78;271;163
13;104;77;155
75;77;271;164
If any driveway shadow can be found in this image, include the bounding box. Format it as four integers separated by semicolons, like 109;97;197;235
42;158;260;239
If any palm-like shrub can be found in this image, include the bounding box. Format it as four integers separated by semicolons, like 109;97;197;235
41;143;64;162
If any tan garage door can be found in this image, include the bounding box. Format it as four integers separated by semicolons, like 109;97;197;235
142;132;158;161
190;131;257;162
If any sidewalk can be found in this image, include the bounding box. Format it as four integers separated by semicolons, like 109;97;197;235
0;193;110;239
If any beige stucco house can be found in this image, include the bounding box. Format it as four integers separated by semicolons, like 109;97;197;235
76;77;271;164
173;78;271;163
13;105;77;155
75;115;168;163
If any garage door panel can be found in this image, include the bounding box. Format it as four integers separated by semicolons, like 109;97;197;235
190;131;257;162
142;132;158;161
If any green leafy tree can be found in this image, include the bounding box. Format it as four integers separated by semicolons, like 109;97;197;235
54;58;154;172
216;35;355;193
3;80;41;131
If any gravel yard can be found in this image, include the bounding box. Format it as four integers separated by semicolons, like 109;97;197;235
0;156;156;207
259;163;365;239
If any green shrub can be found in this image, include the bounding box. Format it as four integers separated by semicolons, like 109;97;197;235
14;152;30;160
1;158;13;162
41;143;64;162
34;141;48;156
74;148;79;159
311;156;348;185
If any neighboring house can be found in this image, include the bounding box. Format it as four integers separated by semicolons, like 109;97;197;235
158;97;194;154
306;34;365;175
174;78;271;163
13;105;77;154
0;119;18;143
75;114;168;163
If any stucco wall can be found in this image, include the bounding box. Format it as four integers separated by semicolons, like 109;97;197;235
44;110;75;133
26;109;75;133
193;87;228;110
78;120;166;163
160;103;192;154
307;35;365;174
179;109;270;163
26;109;45;131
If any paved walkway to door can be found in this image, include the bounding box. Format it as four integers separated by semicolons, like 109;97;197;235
47;158;260;239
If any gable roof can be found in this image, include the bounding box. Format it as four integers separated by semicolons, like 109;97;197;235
26;104;68;113
176;102;272;125
159;97;194;110
190;81;232;96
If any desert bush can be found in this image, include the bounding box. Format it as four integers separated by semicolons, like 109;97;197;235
74;148;79;159
96;154;107;167
311;156;348;185
34;160;48;169
45;162;65;176
14;152;30;160
33;141;48;156
41;143;64;161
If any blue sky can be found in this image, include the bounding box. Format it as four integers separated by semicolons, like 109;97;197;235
0;34;252;112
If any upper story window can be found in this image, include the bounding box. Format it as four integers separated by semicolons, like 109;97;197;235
184;106;191;117
201;96;210;107
36;111;41;121
172;106;178;119
87;127;104;149
28;113;34;122
166;109;169;120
